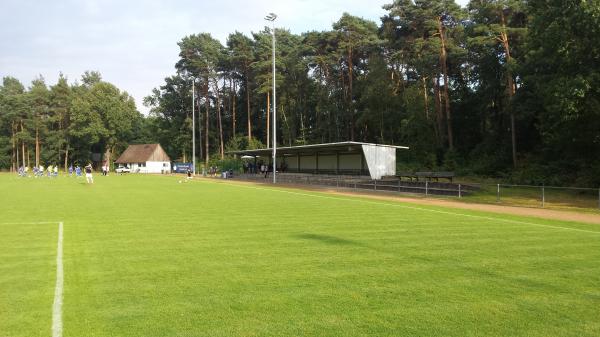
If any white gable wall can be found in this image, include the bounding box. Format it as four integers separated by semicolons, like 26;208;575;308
119;161;170;173
145;161;171;173
361;145;396;179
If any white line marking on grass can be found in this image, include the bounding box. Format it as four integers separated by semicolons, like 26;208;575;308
0;221;62;226
0;220;66;336
52;221;63;337
216;181;600;235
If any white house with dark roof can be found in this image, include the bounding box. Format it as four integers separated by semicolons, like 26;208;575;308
115;144;171;173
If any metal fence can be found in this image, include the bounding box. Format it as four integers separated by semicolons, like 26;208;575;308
468;183;600;210
235;173;600;211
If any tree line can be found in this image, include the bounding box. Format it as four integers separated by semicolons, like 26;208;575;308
1;0;599;185
0;71;149;171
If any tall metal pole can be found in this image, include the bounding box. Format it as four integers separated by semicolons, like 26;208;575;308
265;13;278;184
272;19;277;184
192;79;196;175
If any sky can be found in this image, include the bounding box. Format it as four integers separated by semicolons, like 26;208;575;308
0;0;469;114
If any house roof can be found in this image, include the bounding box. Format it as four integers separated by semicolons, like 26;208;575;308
115;144;171;163
229;141;409;157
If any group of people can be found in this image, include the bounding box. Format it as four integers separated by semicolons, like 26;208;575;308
242;162;258;174
18;165;60;178
260;163;272;178
207;166;219;177
101;164;109;176
68;164;95;183
17;163;95;184
242;161;287;178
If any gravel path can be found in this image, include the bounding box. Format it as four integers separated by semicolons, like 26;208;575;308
226;178;600;225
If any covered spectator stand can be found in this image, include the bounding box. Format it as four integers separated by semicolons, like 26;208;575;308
231;141;408;180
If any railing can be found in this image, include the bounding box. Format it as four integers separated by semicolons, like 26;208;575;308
468;183;600;210
235;173;600;211
273;168;370;176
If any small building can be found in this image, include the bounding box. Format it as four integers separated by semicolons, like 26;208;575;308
232;141;408;180
115;144;171;173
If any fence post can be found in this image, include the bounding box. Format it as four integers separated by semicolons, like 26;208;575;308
458;184;462;198
425;181;429;196
542;184;545;208
496;184;500;203
374;179;377;191
398;179;401;192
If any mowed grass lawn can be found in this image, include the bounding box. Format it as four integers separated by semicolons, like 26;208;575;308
1;173;599;337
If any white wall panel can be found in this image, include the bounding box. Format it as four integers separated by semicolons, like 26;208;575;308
361;145;396;179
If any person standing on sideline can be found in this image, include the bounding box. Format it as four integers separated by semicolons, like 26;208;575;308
53;165;59;177
85;163;94;184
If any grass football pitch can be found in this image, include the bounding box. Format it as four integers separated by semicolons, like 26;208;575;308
1;173;599;337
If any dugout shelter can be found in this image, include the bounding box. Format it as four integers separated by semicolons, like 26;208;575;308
232;141;408;180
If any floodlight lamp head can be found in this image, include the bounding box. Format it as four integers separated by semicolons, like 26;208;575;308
265;13;277;21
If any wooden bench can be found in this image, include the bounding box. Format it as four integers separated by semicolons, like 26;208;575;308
396;172;417;181
415;171;455;182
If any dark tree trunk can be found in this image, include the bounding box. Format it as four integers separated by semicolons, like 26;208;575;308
266;91;270;148
12;122;16;171
501;10;518;168
205;77;210;165
20;121;25;168
437;17;453;150
245;66;252;141
196;94;203;161
232;80;236;137
64;144;70;172
433;76;444;147
422;76;429;119
215;81;224;159
35;127;40;167
348;45;355;141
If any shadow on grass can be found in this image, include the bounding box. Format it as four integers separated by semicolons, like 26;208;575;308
295;234;567;291
456;263;563;292
294;233;365;247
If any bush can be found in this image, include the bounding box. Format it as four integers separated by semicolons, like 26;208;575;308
442;150;461;172
206;157;243;173
225;136;265;153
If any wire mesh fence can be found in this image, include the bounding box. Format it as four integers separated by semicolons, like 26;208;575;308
235;173;600;211
469;183;600;210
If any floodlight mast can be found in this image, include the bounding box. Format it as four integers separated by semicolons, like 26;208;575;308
265;13;277;183
192;78;196;175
